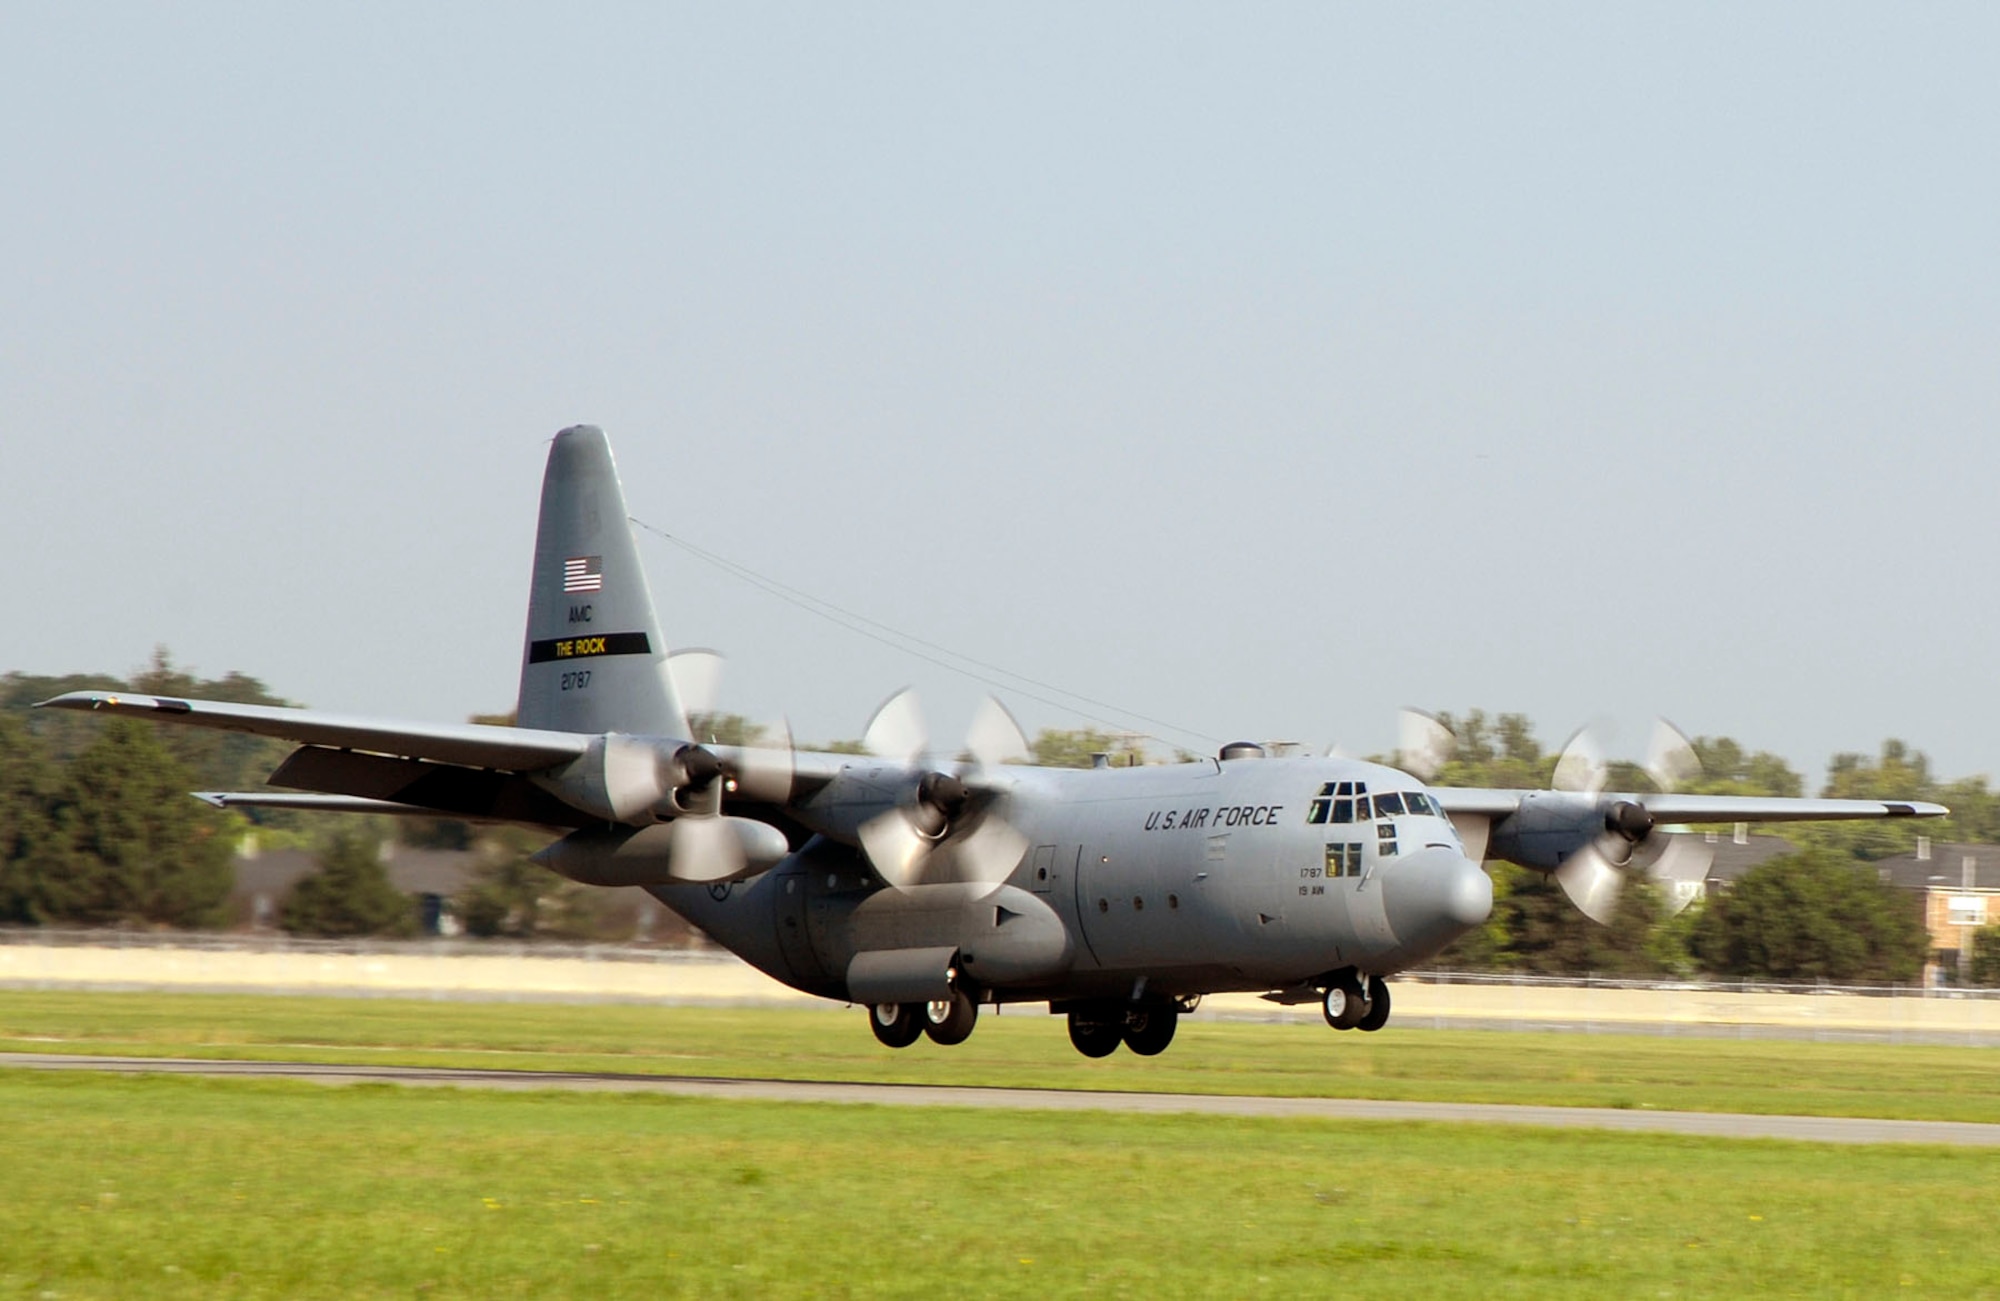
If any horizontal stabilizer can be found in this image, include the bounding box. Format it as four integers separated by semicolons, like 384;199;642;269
194;792;450;817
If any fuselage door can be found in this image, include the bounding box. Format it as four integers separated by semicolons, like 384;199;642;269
1029;843;1058;894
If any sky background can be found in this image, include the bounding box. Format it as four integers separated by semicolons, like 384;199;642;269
4;4;1997;782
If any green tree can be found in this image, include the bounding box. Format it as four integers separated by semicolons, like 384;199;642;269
0;714;77;924
1689;850;1928;983
129;647;297;794
1683;737;1803;798
1967;926;2000;988
1030;727;1148;769
280;830;416;937
58;720;235;927
1787;741;1939;863
1427;711;1554;789
456;827;602;940
1934;776;2000;846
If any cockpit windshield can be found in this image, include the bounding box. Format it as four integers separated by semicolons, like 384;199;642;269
1306;784;1445;825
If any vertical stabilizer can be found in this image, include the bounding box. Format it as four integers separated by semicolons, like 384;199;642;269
517;426;688;739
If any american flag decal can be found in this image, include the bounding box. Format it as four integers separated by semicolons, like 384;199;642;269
562;556;603;593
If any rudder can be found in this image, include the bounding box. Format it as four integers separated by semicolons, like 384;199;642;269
517;425;688;739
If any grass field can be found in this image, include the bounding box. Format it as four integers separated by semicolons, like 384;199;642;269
4;1068;1999;1299
5;989;2000;1122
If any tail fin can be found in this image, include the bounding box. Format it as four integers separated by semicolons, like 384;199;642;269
516;425;688;739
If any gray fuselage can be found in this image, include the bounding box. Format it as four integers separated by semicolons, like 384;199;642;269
654;754;1492;1006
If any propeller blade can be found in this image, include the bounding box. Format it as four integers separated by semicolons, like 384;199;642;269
965;696;1030;770
1643;834;1714;916
1551;725;1609;795
1397;708;1455;782
858;808;931;888
949;813;1030;885
863;688;929;765
1553;840;1625;925
730;715;795;804
1643;718;1702;793
666;815;748;884
666;649;727;729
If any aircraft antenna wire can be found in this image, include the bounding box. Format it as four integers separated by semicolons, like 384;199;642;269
629;515;1222;752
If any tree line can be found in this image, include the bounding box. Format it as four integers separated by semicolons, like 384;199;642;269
5;664;1999;982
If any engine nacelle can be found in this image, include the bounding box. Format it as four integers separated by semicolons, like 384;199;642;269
1486;790;1619;871
535;818;790;887
534;734;719;825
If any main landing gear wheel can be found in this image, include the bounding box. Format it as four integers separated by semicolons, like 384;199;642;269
1355;975;1391;1032
868;1002;923;1049
922;989;979;1045
1122;1006;1179;1056
1067;1012;1123;1058
1322;972;1368;1031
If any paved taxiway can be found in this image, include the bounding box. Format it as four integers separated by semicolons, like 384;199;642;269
7;1052;1997;1147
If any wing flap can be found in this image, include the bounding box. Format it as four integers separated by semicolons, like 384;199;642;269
37;691;588;771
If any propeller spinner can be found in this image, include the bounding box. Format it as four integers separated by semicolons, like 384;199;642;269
1549;719;1714;924
856;690;1031;890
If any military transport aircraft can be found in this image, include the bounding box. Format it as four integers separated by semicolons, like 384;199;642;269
41;427;1946;1057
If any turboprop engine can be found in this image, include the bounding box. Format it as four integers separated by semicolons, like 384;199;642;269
534;733;726;824
532;734;794;884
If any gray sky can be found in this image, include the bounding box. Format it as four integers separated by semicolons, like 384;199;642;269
5;4;1997;782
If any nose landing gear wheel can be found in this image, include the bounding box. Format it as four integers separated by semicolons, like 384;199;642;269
1067;1012;1122;1058
922;989;979;1045
1122;1006;1179;1056
1322;972;1368;1030
869;1002;924;1048
1355;975;1391;1032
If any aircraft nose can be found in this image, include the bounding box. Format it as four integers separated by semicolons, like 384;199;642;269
1381;847;1493;945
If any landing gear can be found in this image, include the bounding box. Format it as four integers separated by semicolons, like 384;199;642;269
1322;971;1368;1030
922;988;979;1045
868;1002;923;1048
1122;1005;1179;1056
1067;1011;1123;1058
1356;975;1391;1032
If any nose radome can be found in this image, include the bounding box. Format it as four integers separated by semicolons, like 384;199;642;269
1381;848;1492;944
1443;854;1493;927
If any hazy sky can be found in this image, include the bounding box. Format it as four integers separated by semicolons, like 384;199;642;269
5;5;1997;782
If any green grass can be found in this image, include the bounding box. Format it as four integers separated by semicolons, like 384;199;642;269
4;989;2000;1122
1;1069;1997;1299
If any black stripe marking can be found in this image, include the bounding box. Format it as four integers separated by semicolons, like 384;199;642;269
527;632;653;664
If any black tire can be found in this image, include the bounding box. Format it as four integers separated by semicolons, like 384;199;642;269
1067;1012;1122;1058
1356;976;1391;1032
868;1002;923;1049
922;989;979;1045
1322;972;1367;1030
1122;1006;1179;1056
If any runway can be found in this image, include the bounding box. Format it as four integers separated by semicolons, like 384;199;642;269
7;1052;1998;1147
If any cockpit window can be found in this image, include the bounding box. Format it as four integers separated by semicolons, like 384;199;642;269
1405;792;1436;816
1374;792;1406;817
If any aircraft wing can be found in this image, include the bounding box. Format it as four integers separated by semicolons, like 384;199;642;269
194;792;447;817
1431;787;1948;822
36;691;588;772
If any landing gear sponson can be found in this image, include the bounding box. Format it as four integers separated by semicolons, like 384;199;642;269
868;976;1392;1056
865;991;1206;1058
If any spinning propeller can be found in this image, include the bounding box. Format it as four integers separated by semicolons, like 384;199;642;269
856;690;1032;889
658;649;798;881
1548;719;1713;925
1394;708;1712;926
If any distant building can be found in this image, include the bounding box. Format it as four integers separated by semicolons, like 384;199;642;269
231;841;480;935
228;838;685;942
1870;839;2000;985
